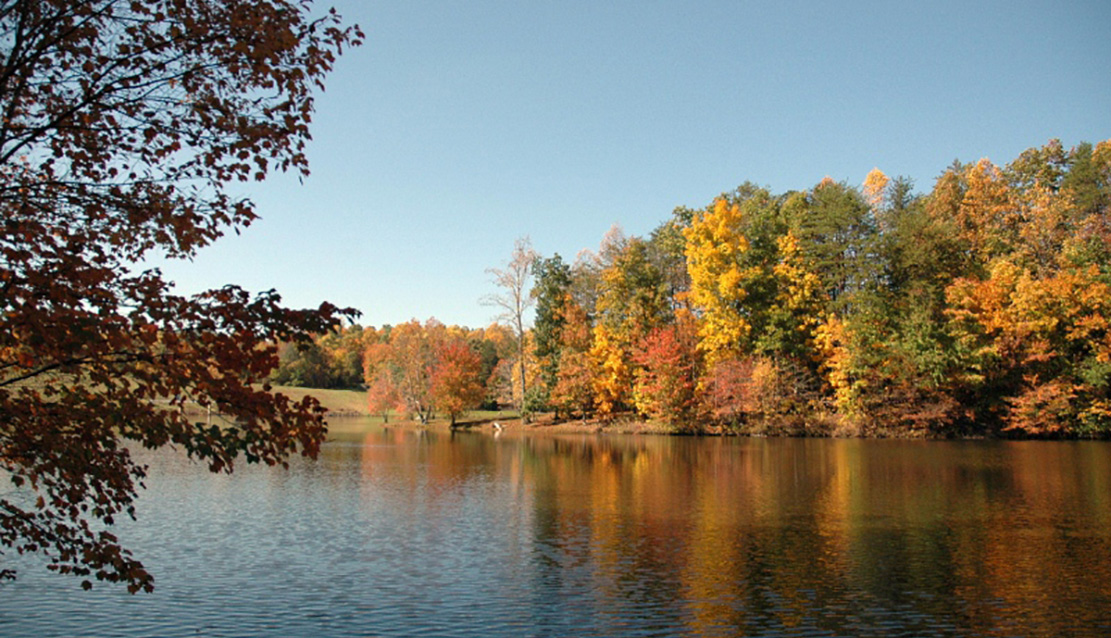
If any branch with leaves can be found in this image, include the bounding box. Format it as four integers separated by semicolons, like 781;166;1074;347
0;0;361;592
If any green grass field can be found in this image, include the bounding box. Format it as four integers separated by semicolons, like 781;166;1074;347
268;386;371;415
268;385;521;426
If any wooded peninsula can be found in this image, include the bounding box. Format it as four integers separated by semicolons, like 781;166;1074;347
276;140;1111;438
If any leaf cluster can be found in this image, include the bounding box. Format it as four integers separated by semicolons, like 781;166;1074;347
1;0;361;591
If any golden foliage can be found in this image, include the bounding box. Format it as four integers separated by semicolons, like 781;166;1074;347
773;231;826;341
590;323;632;419
814;315;854;414
862;167;889;210
683;199;752;364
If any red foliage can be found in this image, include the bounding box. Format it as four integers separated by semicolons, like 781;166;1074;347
633;317;703;426
0;1;361;592
703;357;762;425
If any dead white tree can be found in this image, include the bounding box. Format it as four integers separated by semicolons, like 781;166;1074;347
482;237;538;418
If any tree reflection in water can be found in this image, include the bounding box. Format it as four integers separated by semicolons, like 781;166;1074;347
2;427;1108;637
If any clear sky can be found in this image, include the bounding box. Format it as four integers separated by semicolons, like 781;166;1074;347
153;0;1111;329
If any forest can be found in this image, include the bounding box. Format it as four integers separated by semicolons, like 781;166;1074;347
274;140;1111;438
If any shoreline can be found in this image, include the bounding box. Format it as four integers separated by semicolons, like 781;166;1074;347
322;411;1111;441
329;412;681;436
324;412;907;439
195;386;1108;441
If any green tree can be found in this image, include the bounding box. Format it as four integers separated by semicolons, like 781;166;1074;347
272;339;334;388
1061;141;1111;275
531;253;572;402
648;207;695;305
784;179;880;315
1061;141;1111;218
272;324;368;389
596;238;672;341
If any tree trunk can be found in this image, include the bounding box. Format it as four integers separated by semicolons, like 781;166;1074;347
519;348;529;424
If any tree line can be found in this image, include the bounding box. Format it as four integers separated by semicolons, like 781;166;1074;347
277;139;1111;437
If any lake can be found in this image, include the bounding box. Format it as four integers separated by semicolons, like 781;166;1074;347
2;421;1110;637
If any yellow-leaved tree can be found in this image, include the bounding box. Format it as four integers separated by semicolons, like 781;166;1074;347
862;167;890;212
683;198;753;364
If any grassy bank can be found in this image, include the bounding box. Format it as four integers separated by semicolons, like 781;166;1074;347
270;386;371;416
269;385;680;435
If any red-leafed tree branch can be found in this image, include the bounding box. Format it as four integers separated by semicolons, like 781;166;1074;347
0;0;362;592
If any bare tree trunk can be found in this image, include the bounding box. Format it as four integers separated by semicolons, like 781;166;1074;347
483;237;538;420
516;312;527;421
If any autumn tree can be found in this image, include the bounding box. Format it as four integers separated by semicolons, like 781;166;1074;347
942;142;1111;435
632;311;703;428
860;139;1111;436
377;320;440;424
365;372;400;423
684;197;755;364
589;236;672;418
549;296;596;421
0;1;361;591
863;168;891;214
430;338;485;427
703;357;778;429
483;237;537;417
360;320;494;425
363;338;398;422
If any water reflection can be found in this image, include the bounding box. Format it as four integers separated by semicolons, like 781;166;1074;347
343;429;1111;636
2;425;1109;637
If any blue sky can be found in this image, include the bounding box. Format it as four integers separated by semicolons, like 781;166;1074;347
154;0;1111;329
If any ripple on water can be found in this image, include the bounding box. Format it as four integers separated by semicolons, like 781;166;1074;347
2;435;1111;637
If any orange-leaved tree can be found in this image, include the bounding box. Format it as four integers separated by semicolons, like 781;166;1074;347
430;338;485;427
550;295;596;421
0;1;361;592
364;339;400;422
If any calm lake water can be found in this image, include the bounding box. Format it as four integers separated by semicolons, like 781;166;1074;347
3;421;1111;637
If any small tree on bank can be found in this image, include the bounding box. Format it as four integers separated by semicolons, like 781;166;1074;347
430;339;485;427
